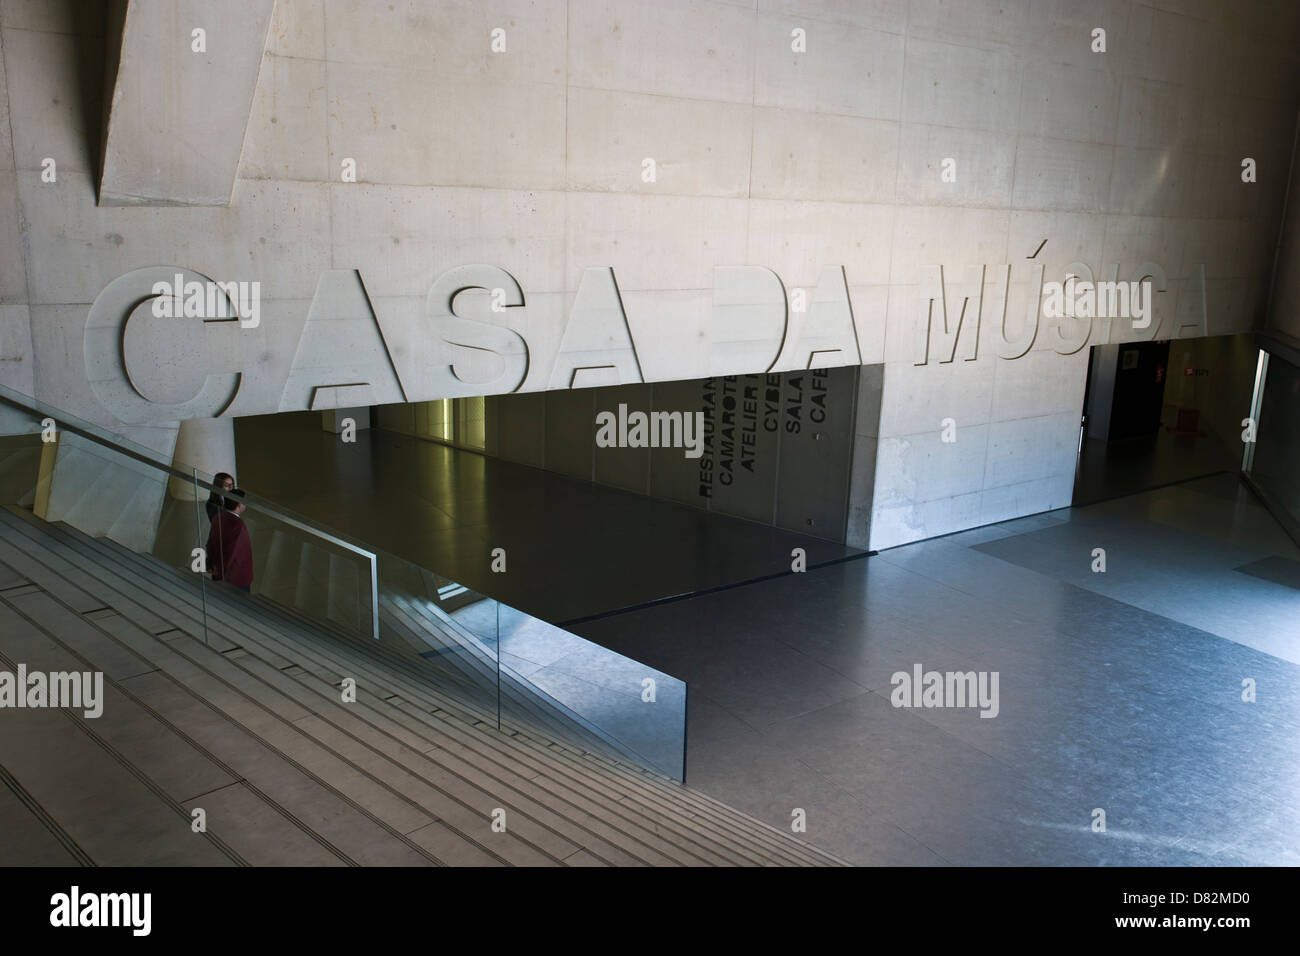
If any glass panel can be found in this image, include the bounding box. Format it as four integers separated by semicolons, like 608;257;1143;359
230;508;372;638
498;604;687;782
0;393;211;648
0;401;44;512
375;550;500;721
191;471;210;647
0;382;689;781
1250;350;1300;524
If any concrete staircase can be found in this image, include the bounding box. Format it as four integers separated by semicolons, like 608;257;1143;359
376;589;666;775
0;504;846;866
160;494;676;777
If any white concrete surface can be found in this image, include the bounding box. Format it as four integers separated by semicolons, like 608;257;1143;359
0;0;1297;550
167;415;236;499
99;0;276;205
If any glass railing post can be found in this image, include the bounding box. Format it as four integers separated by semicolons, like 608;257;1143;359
369;554;379;641
495;599;502;732
682;683;689;785
192;468;209;646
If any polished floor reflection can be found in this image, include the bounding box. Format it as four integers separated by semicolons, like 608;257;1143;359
572;474;1300;865
1073;427;1238;505
236;415;1299;866
234;413;860;623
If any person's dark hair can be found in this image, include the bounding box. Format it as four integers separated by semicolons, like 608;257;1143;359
205;473;236;522
207;473;234;503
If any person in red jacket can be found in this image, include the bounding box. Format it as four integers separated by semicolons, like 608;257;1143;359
206;491;253;592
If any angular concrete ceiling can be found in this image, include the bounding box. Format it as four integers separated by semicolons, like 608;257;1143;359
98;0;274;206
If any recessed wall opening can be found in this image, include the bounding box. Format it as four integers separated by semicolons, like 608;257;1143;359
232;369;871;625
1073;333;1259;505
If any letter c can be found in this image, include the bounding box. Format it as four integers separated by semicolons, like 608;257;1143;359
84;266;240;423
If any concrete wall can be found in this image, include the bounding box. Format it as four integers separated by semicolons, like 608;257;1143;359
846;363;883;549
0;5;34;410
1;0;1298;551
98;0;275;205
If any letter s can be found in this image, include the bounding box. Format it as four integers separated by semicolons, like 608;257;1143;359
427;265;529;397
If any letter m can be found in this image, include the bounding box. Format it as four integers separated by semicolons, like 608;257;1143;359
102;893;130;926
945;671;977;708
50;672;78;704
916;264;983;365
649;410;682;448
1098;280;1128;319
214;280;243;319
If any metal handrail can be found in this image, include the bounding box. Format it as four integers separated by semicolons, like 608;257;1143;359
0;383;687;779
237;491;380;642
0;384;380;641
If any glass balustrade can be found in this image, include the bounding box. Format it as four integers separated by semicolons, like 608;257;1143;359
0;382;687;781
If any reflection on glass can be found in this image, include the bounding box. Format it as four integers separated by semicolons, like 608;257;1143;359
0;382;689;782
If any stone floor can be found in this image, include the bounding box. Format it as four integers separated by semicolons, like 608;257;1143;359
1073;425;1238;506
573;474;1300;865
234;416;1300;866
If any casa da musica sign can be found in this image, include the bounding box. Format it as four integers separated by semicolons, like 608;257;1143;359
83;256;1207;425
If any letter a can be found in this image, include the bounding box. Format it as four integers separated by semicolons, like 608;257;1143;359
770;265;862;372
279;270;407;412
549;268;643;388
594;410;617;447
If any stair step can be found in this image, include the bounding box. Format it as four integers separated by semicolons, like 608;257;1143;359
0;522;574;866
0;506;846;866
23;517;824;865
0;768;86;865
0;607;237;867
134;530;821;868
